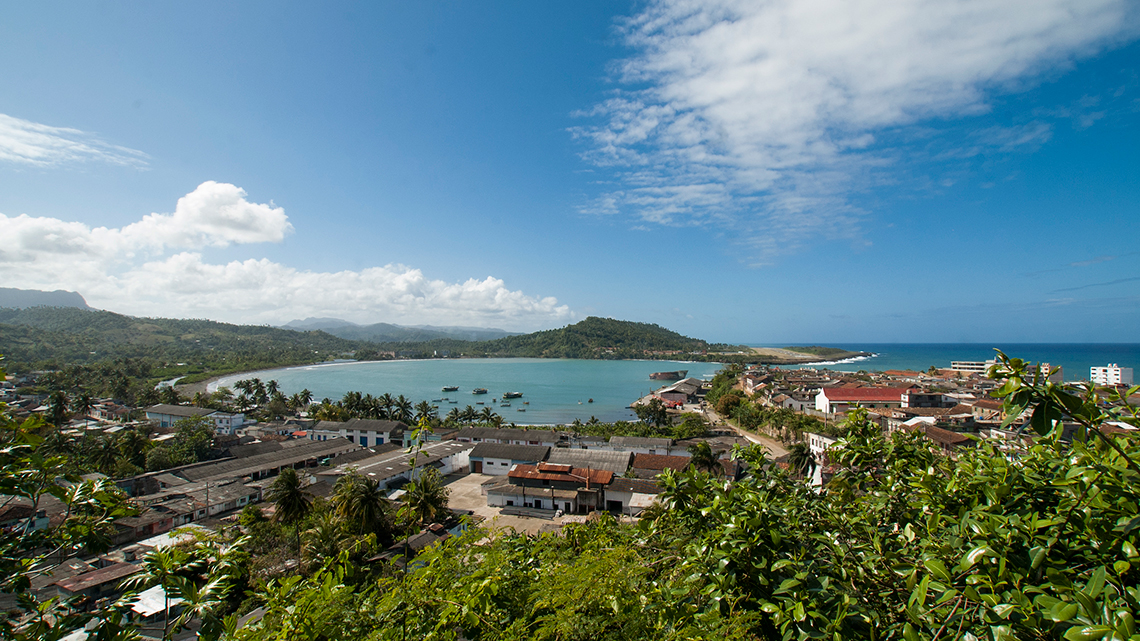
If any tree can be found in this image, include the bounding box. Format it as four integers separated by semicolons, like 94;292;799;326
634;397;669;428
45;390;71;427
394;395;414;424
785;442;816;479
331;468;390;540
401;467;450;527
686;441;720;474
415;400;438;424
267;467;312;526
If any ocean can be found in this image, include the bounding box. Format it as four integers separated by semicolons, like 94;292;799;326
758;343;1140;382
210;358;723;425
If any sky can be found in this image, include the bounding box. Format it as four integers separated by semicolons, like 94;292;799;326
1;0;1138;344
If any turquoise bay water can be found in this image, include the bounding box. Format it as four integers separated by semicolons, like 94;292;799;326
211;358;723;425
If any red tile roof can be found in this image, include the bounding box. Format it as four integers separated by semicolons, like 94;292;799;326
631;453;690;471
508;464;613;486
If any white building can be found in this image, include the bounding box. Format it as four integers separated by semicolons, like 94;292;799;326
1091;364;1133;386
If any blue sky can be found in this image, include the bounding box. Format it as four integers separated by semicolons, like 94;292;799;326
1;1;1138;343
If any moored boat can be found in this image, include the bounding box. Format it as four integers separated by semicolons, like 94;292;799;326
472;388;488;395
649;370;688;380
502;391;523;399
442;386;459;392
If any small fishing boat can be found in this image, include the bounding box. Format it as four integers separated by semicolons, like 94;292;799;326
588;398;593;403
476;401;484;405
502;391;523;399
472;388;488;395
442;386;459;392
517;408;526;412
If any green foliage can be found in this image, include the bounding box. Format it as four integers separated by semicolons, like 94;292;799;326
633;397;669;428
231;354;1140;641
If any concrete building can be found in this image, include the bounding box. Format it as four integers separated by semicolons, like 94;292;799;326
468;443;549;475
1091;364;1133;386
144;404;245;434
815;387;904;414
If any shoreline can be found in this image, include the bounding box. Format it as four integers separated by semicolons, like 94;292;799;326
176;351;871;397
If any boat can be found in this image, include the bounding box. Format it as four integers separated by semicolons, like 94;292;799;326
449;400;458;404
502;391;523;399
472;388;488;395
523;401;529;405
442;386;459;392
499;402;511;408
517;408;526;412
649;370;688;380
588;398;593;403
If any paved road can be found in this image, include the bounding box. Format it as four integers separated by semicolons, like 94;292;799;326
688;403;789;458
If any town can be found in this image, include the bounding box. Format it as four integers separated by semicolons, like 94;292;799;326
3;354;1138;638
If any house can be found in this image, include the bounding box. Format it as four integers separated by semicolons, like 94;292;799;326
486;463;614;513
607;436;676;456
901;390;957;408
545;448;632;474
603;477;665;515
144;404;245;435
630;453;690;478
468;443;550;475
336;418;408;447
456;427;561;447
52;562;140;605
317;440;473;488
815;387;905;414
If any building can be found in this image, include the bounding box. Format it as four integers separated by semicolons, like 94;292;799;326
607;436;677;456
603;478;665;515
467;443;549;475
951;360;996;374
814;387;905;414
455;427;560;447
144;404;245;434
545;448;632;474
1091;364;1133;386
486;463;614;513
318;440;473;488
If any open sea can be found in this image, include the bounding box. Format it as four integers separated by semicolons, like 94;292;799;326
757;343;1140;382
210;358;724;425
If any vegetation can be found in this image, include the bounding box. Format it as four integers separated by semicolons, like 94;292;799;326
783;345;856;357
10;348;1140;640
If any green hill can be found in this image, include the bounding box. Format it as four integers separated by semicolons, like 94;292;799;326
0;307;359;380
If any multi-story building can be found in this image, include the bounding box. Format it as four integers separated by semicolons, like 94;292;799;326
1091;364;1133;386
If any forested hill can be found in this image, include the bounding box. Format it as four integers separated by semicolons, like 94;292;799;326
0;307;358;374
370;317;718;359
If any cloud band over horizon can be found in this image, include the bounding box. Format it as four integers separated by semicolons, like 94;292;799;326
0;181;575;330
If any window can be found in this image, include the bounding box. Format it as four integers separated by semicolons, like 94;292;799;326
506;500;514;506
500;462;508;466
360;436;368;447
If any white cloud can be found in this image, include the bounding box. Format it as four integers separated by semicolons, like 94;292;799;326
0;113;148;168
0;183;574;330
576;0;1138;261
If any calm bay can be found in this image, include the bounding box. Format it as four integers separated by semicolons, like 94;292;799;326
210;358;724;425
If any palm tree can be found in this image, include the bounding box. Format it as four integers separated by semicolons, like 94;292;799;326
267;467;312;525
121;547;203;637
331;469;390;540
267;467;312;566
378;393;395;420
477;407;496;424
687;441;721;474
45;390;70;428
71;392;94;434
787;442;817;480
90;436;119;474
302;510;349;567
394;395;414;424
415;400;437;424
460;405;477;425
445;407;461;426
299;388;313;407
401;468;450;527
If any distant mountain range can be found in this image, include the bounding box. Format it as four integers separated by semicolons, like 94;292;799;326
0;287;91;310
280;317;519;343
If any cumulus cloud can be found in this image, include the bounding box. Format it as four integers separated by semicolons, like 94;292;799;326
0;113;148;168
0;182;573;330
575;0;1138;262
